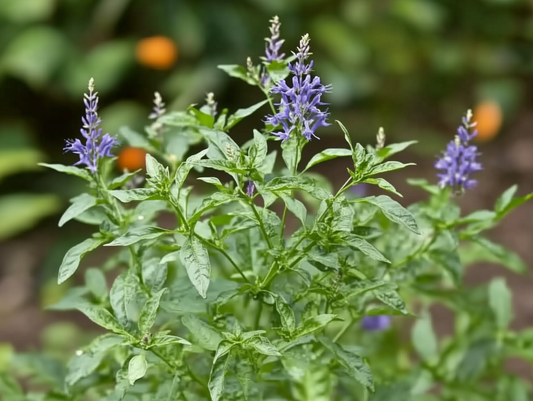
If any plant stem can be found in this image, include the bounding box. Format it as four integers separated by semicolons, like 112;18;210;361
254;301;263;330
249;202;274;249
333;316;355;343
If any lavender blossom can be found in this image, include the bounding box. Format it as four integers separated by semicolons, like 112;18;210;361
246;180;255;197
435;110;482;193
265;34;332;141
264;16;285;62
64;78;117;173
362;315;391;331
149;92;166;120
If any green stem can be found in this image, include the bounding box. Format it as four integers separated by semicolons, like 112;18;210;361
280;138;301;240
249;202;274;249
333;316;355;343
254;301;263;330
150;348;175;370
260;87;277;115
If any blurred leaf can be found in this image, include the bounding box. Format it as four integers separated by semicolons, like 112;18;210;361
0;0;55;22
391;0;445;31
0;193;60;240
0;149;43;181
128;353;148;385
100;101;148;136
1;26;67;88
488;278;512;330
411;313;438;362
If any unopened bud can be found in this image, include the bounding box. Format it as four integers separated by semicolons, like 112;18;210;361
376;127;386;150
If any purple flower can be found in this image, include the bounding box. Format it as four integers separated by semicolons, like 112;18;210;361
362;315;391;331
246;180;255;197
265;34;332;141
351;184;368;198
435;110;482;193
148;91;166;120
64;78;118;173
264;16;285;62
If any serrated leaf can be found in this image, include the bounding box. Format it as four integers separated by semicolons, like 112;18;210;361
77;305;127;334
181;314;222;351
58;237;107;284
138;288;166;333
110;188;160;203
356;195;419;234
319;336;374;390
247;336;281;356
341;233;390;263
303;148;352;172
106;226;172;247
39;163;92;181
180;236;211;298
295;314;337;338
59;193;98;227
488;278;512;330
128;354;147;385
275;296;296;333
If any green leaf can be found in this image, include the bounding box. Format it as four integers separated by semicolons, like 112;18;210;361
39;163;92;181
109;170;141;190
110;188;160;203
495;185;517;214
275;296;296;334
106;226;173;247
406;178;440;195
175;148;209;189
85;268;107;300
363;178;403;197
225;100;268;130
189;106;215;128
208;351;232;401
374;286;408;314
194;159;246;175
180;236;211;298
77;305;127;335
319;337;374;391
217;64;256;85
145;153;168;183
249;130;268;168
469;235;527;273
411;313;438;361
376;141;417;161
189;192;235;224
488;278;512;330
128;353;148;385
118;126;153;150
181;314;223;351
247;336;281;356
295;314;337;338
356;195;419;234
59;193;98;227
495;187;533;219
344;281;388;301
0;372;23;398
142;258;168;293
280;194;307;226
336;120;354;151
367;161;415;176
281;137;301;174
429;249;462;284
138;289;166;333
303;148;352;172
340;233;390;263
58;237;107;284
148;333;191;348
265;59;290;83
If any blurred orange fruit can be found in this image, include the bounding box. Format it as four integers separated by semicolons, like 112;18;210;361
117;147;147;171
473;100;502;142
135;36;177;70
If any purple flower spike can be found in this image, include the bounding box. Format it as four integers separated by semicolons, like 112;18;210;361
64;78;118;173
246;180;255;197
362;315;391;331
265;34;332;142
265;16;285;62
435;110;482;193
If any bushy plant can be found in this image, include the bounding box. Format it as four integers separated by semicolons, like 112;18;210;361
3;17;533;401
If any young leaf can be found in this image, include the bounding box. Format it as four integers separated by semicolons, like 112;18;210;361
128;353;148;385
217;64;256;85
367;161;415;176
247;336;281;357
363;178;403;197
295;314;337;338
85;267;107;300
495;187;533;219
110;188;160;203
175;148;209;189
208;352;232;401
77;305;127;335
355;195;420;234
275;296;296;334
109;170;141;190
106;226;173;247
225;100;269;130
148;334;191;348
181;314;223;351
376;141;417;161
59;193;98;227
411;313;438;361
180;235;211;298
302;148;352;172
39;163;92;181
138;288;166;333
319;337;374;391
58;237;107;284
189;106;215;128
340;233;390;263
488;278;512;330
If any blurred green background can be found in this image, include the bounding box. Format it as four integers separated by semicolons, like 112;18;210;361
1;0;533;355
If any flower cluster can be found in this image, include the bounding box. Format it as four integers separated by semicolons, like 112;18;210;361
266;34;332;141
264;16;284;62
64;78;117;173
435;110;482;192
